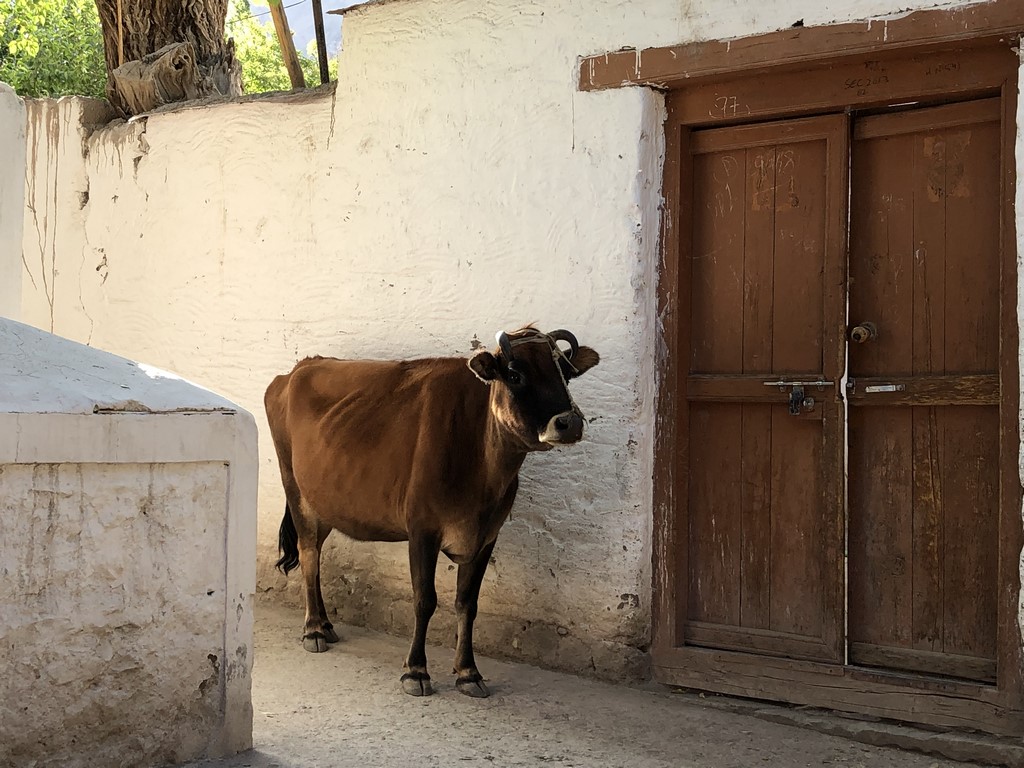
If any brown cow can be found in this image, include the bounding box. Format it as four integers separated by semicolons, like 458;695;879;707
265;326;600;697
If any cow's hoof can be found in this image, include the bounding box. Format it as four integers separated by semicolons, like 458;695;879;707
456;675;490;698
323;624;340;644
401;673;433;696
302;632;329;653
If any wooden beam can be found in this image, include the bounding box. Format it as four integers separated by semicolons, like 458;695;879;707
578;0;1024;91
268;0;306;90
311;0;330;85
654;646;1024;735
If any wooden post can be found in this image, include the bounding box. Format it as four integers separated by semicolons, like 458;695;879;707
310;0;330;85
267;0;306;90
116;0;124;66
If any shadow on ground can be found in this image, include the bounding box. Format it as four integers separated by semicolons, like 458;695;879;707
182;603;982;768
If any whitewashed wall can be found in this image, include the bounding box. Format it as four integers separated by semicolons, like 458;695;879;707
7;0;1024;680
0;84;24;317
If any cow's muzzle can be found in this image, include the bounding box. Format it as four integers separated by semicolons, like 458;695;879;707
539;409;585;445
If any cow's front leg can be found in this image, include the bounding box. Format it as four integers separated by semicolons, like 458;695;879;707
402;532;440;696
453;541;496;698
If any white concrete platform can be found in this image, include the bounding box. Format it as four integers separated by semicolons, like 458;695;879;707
0;318;258;767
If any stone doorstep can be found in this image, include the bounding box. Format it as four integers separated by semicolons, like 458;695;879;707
664;688;1024;768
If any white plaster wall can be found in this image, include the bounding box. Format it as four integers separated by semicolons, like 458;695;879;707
0;83;25;318
14;0;1023;678
16;8;667;678
19;97;115;336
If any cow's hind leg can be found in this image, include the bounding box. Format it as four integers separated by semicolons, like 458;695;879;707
294;501;335;653
453;541;495;698
401;532;440;696
314;524;339;644
315;572;339;644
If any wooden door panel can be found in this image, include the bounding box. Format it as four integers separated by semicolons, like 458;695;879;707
683;116;846;662
850;99;1001;379
687;403;825;634
941;115;1000;373
938;407;999;661
848;407;914;647
770;140;826;374
848;128;914;377
848;98;1001;682
690;150;745;374
849;405;999;682
739;404;772;631
687;402;742;627
768;409;823;639
741;149;775;376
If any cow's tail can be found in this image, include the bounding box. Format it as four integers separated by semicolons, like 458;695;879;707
275;503;300;574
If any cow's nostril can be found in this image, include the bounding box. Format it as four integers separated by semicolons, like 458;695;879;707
542;411;584;444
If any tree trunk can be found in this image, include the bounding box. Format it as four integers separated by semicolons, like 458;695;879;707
93;0;242;115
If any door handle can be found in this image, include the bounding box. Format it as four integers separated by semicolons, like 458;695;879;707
850;322;878;343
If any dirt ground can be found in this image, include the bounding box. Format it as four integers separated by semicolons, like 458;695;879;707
183;603;986;768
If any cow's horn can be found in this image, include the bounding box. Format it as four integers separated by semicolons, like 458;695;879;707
548;329;579;359
496;331;514;361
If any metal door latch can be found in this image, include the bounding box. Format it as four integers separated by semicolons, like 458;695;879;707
845;379;906;395
763;379;832;416
789;386;808;415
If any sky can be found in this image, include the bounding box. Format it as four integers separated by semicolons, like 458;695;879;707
247;1;363;56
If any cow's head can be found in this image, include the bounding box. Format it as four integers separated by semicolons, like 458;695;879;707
469;326;600;450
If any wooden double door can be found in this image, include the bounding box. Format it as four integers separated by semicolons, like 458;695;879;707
668;95;1019;728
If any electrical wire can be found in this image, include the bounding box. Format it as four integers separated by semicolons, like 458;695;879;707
227;0;307;27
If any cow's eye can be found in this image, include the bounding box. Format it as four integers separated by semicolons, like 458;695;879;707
506;366;525;387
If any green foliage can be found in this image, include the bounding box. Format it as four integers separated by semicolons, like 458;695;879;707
0;0;107;98
0;0;335;98
227;0;338;93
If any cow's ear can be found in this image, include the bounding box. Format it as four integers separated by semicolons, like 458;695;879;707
469;351;500;382
563;346;600;379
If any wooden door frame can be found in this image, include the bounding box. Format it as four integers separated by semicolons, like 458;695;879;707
578;0;1024;92
584;3;1024;736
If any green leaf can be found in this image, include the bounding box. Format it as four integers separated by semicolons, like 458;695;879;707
0;0;106;98
0;0;337;99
